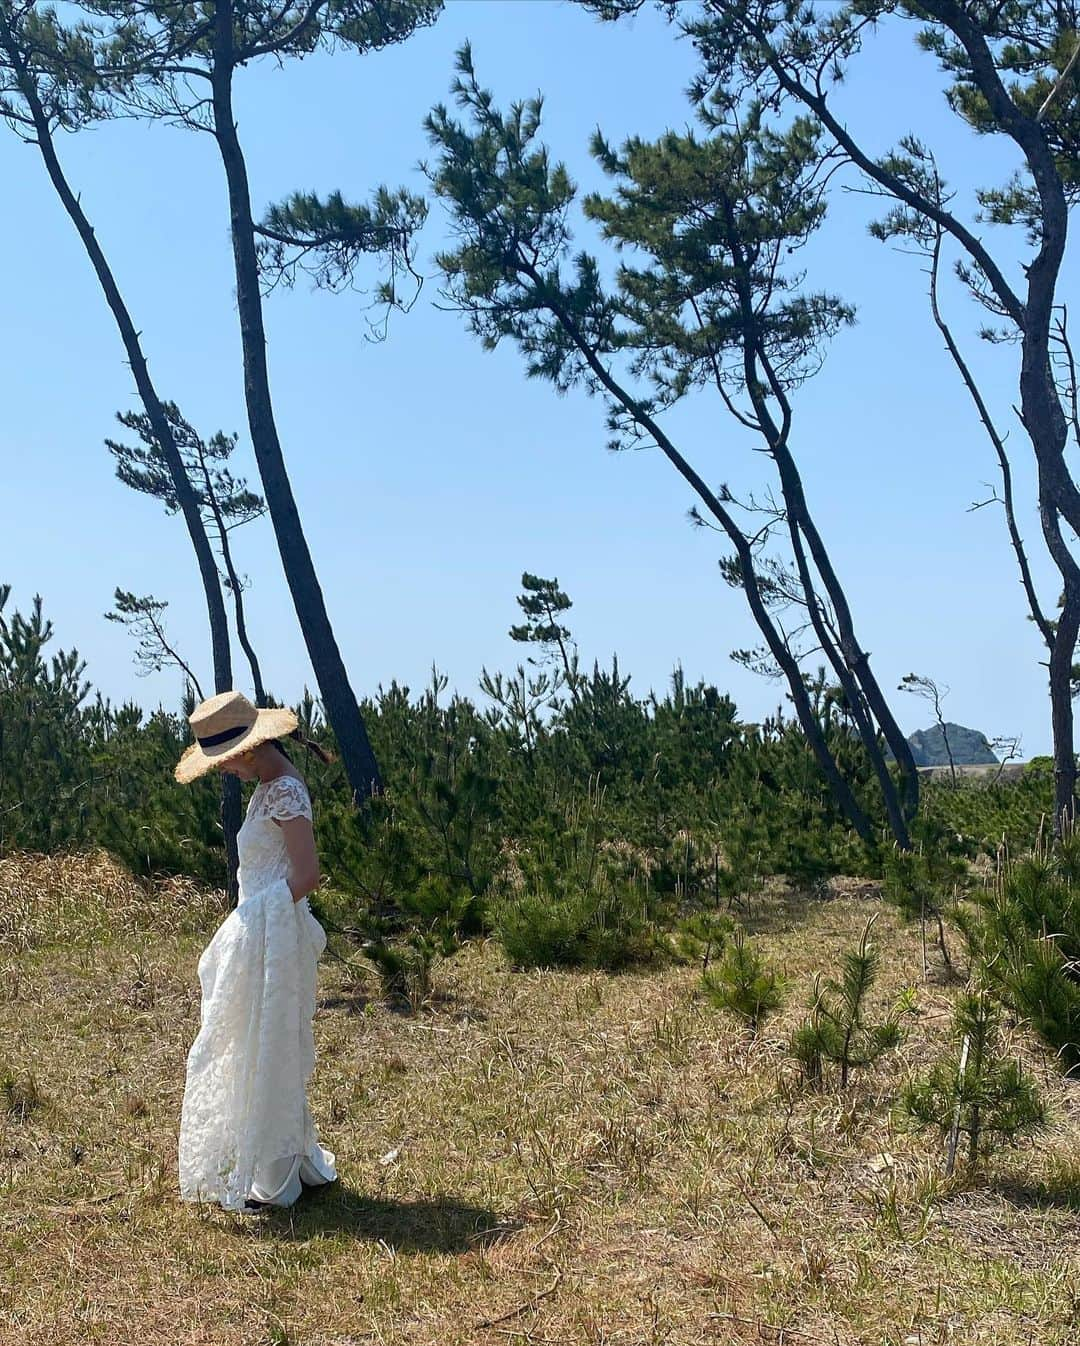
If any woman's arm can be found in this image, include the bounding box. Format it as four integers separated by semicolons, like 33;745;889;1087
275;814;321;902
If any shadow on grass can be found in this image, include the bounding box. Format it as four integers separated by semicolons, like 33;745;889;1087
248;1185;521;1252
319;988;385;1015
735;885;832;937
990;1174;1080;1212
319;987;489;1022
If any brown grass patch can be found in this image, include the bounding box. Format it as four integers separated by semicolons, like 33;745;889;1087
0;850;227;955
0;856;1078;1345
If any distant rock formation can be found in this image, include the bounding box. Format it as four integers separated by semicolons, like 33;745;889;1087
907;723;998;767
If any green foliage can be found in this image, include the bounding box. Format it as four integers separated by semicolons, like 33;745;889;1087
0;579;989;1015
0;576;890;887
509;572;576;670
914;8;1080;238
881;826;968;973
702;927;785;1032
922;765;1055;856
359;670;501;907
954;829;1080;1073
257;185;429;297
424;43;849;433
105;589;205;698
670;908;735;966
494;884;656;972
357;873;469;1010
105;402;264;525
0;586;91;855
788;914;911;1087
89;700;227;884
301;772;471;1009
422;43;919;850
0;585;227;878
491;784;666;970
897;990;1046;1167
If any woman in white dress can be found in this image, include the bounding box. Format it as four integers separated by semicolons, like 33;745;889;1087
174;691;338;1213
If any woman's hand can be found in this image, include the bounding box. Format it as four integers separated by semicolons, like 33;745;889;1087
275;814;321;902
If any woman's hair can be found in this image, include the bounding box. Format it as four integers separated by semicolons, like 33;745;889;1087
268;729;336;767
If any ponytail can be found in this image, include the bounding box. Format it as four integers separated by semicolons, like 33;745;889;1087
269;732;336;766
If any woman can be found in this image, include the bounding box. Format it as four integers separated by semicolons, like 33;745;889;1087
175;690;338;1213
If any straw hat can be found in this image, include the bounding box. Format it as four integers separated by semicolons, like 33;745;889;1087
175;691;298;784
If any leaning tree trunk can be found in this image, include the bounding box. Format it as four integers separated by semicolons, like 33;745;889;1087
0;18;242;899
1010;103;1080;832
1048;541;1080;831
784;513;912;849
210;2;382;802
753;2;1078;834
194;448;268;707
725;240;919;841
740;329;918;847
525;269;878;843
730;529;878;846
220;530;267;707
927;236;1074;821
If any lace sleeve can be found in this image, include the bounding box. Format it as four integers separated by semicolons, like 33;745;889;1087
263;776;312;823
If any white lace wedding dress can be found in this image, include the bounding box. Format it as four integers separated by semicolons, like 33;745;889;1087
178;774;337;1212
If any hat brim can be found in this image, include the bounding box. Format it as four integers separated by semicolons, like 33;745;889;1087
174;707;300;783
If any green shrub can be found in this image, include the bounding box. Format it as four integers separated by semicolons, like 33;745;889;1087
702;928;785;1033
789;914;912;1087
922;764;1055;857
670;909;735;966
494;882;658;970
897;989;1045;1168
881;830;967;976
954;829;1080;1073
318;798;478;1007
3;581;896;927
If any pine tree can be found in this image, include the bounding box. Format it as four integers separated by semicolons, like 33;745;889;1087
105;590;205;699
882;838;967;977
422;43;914;848
586;0;1080;831
898;990;1045;1170
0;10;243;894
0;586;91;854
106;403;268;704
702;928;785;1034
510;572;580;696
789;915;911;1087
955;831;1080;1073
74;0;443;804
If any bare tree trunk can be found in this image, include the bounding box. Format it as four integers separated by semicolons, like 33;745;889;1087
0;15;241;899
1049;570;1080;830
210;1;381;802
731;530;878;846
728;257;918;845
784;482;920;829
930;213;1077;825
544;595;579;704
1025;433;1080;830
191;441;268;706
222;545;267;707
784;512;912;848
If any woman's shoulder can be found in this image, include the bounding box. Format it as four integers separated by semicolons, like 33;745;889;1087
260;772;312;821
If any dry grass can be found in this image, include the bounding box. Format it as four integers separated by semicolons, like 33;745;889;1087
1;854;1078;1346
0;850;226;954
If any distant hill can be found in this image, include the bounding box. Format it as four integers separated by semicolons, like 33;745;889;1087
907;723;998;767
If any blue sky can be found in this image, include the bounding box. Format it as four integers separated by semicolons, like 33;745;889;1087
0;1;1067;756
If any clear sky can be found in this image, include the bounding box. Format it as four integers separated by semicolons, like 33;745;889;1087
0;1;1069;756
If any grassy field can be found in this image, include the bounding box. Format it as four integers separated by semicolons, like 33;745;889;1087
1;853;1078;1346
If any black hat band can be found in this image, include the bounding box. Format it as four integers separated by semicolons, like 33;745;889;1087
197;723;252;749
